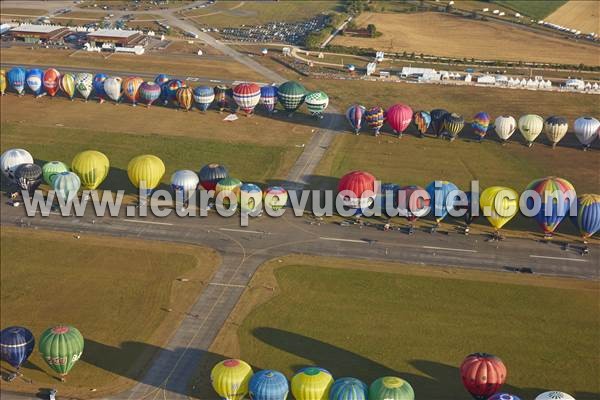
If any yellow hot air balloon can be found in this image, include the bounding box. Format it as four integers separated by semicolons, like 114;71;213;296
176;86;194;111
127;154;165;193
211;359;253;400
60;73;76;100
291;367;334;400
479;186;519;234
71;150;110;190
0;69;6;95
518;114;544;147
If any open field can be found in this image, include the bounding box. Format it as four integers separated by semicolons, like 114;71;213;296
0;7;46;16
162;39;223;56
494;0;567;19
0;227;219;398
78;0;194;11
195;255;600;400
546;0;600;34
332;12;599;66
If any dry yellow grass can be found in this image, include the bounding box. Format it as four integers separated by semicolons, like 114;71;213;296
333;12;599;65
0;7;46;16
546;0;600;34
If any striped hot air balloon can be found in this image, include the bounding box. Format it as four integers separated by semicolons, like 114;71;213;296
216;177;243;208
249;369;289;400
211;359;253;400
346;104;366;135
413;110;431;137
304;91;329;119
369;377;414;400
460;353;506;400
443;112;465;141
193;86;215;111
544;116;568;148
277;81;306;114
139;81;162;107
330;377;368;400
472;112;490;141
214;85;230;111
199;163;229;191
39;325;84;381
122;76;144;106
291;367;333;400
430;109;448;137
52;172;81;203
233;82;261;115
386;103;413;137
0;326;35;371
259;85;278;114
574;116;600;150
525;176;576;238
365;106;385;136
59;73;76;100
571;194;600;242
163;79;184;105
43;68;61;97
176;86;194;111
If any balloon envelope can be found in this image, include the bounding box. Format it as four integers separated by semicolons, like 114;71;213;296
430;109;448;136
194;85;215;111
574;116;600;147
518;114;544;144
15;163;42;194
386;103;413;134
291;367;333;400
259;85;278;113
39;325;84;377
460;353;506;400
413;110;431;135
233;83;261;114
488;394;522;400
264;186;288;210
571;194;600;240
346;105;366;133
7;67;26;94
52;172;81;202
139;81;162;106
71;150;110;190
472;112;490;139
398;185;431;221
216;177;243;206
479;186;519;230
249;369;289;400
74;72;94;100
304;91;329;117
199;163;229;191
93;73;108;100
42;161;69;185
127;155;165;191
0;326;35;369
338;170;376;210
277;81;306;112
544;116;568;147
0;70;6;94
525;176;575;234
240;183;262;213
104;76;123;102
534;392;575;400
211;359;253;400
1;148;34;182
369;377;414;400
43;68;61;97
59;73;75;99
365;106;385;134
26;68;43;95
443;112;465;139
330;377;368;400
494;116;516;141
176;86;194;110
122;76;144;104
425;181;459;223
171;169;199;201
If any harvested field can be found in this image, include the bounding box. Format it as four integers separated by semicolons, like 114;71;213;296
545;0;600;34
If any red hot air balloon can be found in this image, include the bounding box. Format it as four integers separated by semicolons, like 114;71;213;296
337;171;377;214
232;82;261;116
460;353;507;400
386;103;413;137
43;68;61;97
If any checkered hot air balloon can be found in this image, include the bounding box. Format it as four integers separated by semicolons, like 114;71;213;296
74;72;93;101
277;81;306;114
233;82;261;116
304;90;329;119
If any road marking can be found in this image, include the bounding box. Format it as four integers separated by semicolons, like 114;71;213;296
422;246;477;253
219;227;264;234
529;255;587;263
35;211;63;216
124;219;173;226
209;79;221;83
319;237;368;244
209;282;246;288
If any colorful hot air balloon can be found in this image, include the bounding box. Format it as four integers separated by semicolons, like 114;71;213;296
291;367;333;400
443;112;465;141
0;69;6;95
574;116;600;149
42;161;69;185
430;109;448;137
139;81;162;107
472;112;490;141
14;163;42;195
518;114;544;147
330;377;368;400
304;91;329;119
264;186;288;211
488;394;521;400
214;85;230;111
386;103;413;137
211;359;253;400
369;377;414;400
122;76;144;106
425;180;459;225
43;68;61;97
277;81;306;114
163;79;184;105
544;116;568;148
7;67;26;95
479;186;519;235
0;326;35;371
26;68;43;96
240;183;263;214
71;150;110;190
59;72;76;100
104;76;123;103
494;115;516;143
346;104;366;135
154;73;170;86
127;155;165;195
460;353;506;400
1;148;34;182
199;163;229;191
571;194;600;242
249;369;289;400
534;392;575;400
525;177;576;237
365;106;385;136
176;86;194;111
39;325;84;381
193;85;215;111
93;73;108;103
259;85;278;114
171;169;199;203
398;185;431;231
413;110;431;137
338;170;377;214
216;177;242;208
233;82;261;115
52;172;81;203
74;72;93;101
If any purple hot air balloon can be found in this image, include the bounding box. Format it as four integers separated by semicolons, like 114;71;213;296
346;104;366;135
139;81;161;107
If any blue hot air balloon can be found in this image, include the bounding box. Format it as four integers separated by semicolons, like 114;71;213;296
426;180;460;225
249;369;289;400
0;326;35;370
260;85;278;114
93;73;108;102
154;73;170;86
379;183;400;216
26;68;43;96
7;67;26;95
330;377;368;400
193;86;215;111
346;104;366;135
571;194;600;242
162;79;183;105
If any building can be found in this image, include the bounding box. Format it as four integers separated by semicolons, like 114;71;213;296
477;75;496;84
86;29;144;47
400;67;436;78
9;24;70;43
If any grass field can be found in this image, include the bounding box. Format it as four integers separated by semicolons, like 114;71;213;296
332;12;599;66
0;7;46;16
494;0;567;19
196;255;599;400
545;0;600;33
0;227;219;398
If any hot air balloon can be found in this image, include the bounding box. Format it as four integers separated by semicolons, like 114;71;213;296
479;186;518;237
39;325;84;381
194;85;215;111
26;68;43;96
104;76;123;103
259;85;278;114
443;112;465;141
398;185;431;233
214;85;230;111
369;377;414;400
176;86;194;111
15;163;42;195
52;172;81;203
305;91;329;119
42;161;69;185
291;367;333;400
518;114;544;147
574;116;600;149
1;326;35;371
0;69;6;95
1;148;34;182
488;394;521;400
460;353;506;400
216;177;242;208
122;76;144;106
71;150;110;190
544;116;568;148
346;104;366;135
43;68;61;97
60;72;76;100
74;72;93;101
211;359;253;400
365;106;385;136
240;183;263;214
571;194;600;242
472;112;490;141
163;79;184;105
93;73;108;103
154;73;170;86
139;81;162;107
379;183;400;216
425;180;459;226
330;377;368;400
494;115;516;143
430;109;448;137
264;186;288;211
127;155;165;195
233;82;261;116
413;110;431;137
534;392;575;400
525;177;575;238
171;169;199;204
7;67;26;95
386;103;413;137
199;163;228;191
249;369;289;400
338;170;377;215
277;81;306;114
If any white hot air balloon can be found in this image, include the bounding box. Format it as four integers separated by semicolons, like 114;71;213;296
170;170;199;203
518;114;544;147
51;171;81;203
544;116;568;148
574;116;600;149
74;72;94;101
1;148;34;182
494;115;516;143
534;391;575;400
103;76;123;103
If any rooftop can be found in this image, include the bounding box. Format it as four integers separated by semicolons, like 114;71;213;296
10;24;66;34
87;29;140;38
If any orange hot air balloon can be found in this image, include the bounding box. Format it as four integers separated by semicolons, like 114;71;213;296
122;76;144;106
176;86;194;111
43;68;61;97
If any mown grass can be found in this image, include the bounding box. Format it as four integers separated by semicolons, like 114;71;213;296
494;0;567;19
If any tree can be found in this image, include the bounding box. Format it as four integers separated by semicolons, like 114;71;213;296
367;24;377;37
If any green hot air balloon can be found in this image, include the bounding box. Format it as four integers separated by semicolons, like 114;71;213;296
277;81;306;114
369;377;414;400
42;161;69;185
39;325;84;381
